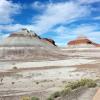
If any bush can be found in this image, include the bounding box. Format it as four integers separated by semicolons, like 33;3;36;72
51;91;61;98
31;96;39;100
47;91;61;100
36;82;39;85
66;81;79;89
47;97;54;100
21;96;30;100
47;79;97;99
86;80;97;88
65;79;97;90
79;79;97;88
61;87;72;96
77;79;87;86
13;66;18;70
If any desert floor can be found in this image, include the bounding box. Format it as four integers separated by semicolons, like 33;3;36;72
0;48;100;100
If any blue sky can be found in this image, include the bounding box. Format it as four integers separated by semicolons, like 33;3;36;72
0;0;100;46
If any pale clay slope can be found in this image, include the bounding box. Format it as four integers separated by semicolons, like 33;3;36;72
0;29;99;99
0;47;99;100
0;29;55;47
0;58;95;70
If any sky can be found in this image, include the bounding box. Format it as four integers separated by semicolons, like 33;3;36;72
0;0;100;46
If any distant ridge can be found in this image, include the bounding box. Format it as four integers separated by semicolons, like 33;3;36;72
68;35;100;47
0;29;60;61
0;28;56;47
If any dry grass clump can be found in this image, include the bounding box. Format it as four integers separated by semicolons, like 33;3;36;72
21;96;30;100
51;91;61;98
86;80;97;88
31;96;39;100
65;79;97;89
47;79;97;100
47;97;54;100
60;87;72;96
47;91;61;100
21;96;39;100
12;66;18;70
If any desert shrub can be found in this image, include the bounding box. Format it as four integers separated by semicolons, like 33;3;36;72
21;96;30;100
47;91;61;100
47;97;54;100
36;81;39;85
86;80;97;88
65;81;79;89
79;79;97;88
11;82;15;85
13;66;18;70
87;81;97;88
61;87;72;96
77;79;86;86
31;96;39;100
65;79;97;90
47;79;97;99
51;91;61;98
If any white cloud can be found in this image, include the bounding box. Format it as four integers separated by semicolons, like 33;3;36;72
0;0;99;46
93;16;100;20
78;0;100;4
31;1;90;34
49;0;53;4
57;24;99;37
0;0;21;24
0;32;9;42
87;31;100;43
54;26;69;34
0;24;33;32
53;24;100;46
31;1;46;10
0;1;90;34
70;24;100;43
71;24;99;35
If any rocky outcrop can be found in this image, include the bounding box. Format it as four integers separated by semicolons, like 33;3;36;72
42;38;57;46
0;29;59;61
68;35;100;47
0;28;56;47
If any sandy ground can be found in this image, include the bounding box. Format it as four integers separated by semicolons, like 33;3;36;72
0;48;100;100
0;58;95;70
0;62;99;100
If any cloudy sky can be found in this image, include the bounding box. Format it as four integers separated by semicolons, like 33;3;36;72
0;0;100;46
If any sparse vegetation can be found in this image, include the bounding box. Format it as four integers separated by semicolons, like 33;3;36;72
21;96;39;100
11;82;15;85
12;66;18;70
66;81;79;89
47;97;54;100
36;81;39;85
51;91;61;98
86;79;97;88
47;79;97;100
31;96;39;100
47;91;61;100
65;79;97;89
61;87;72;96
0;78;3;83
21;96;30;100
